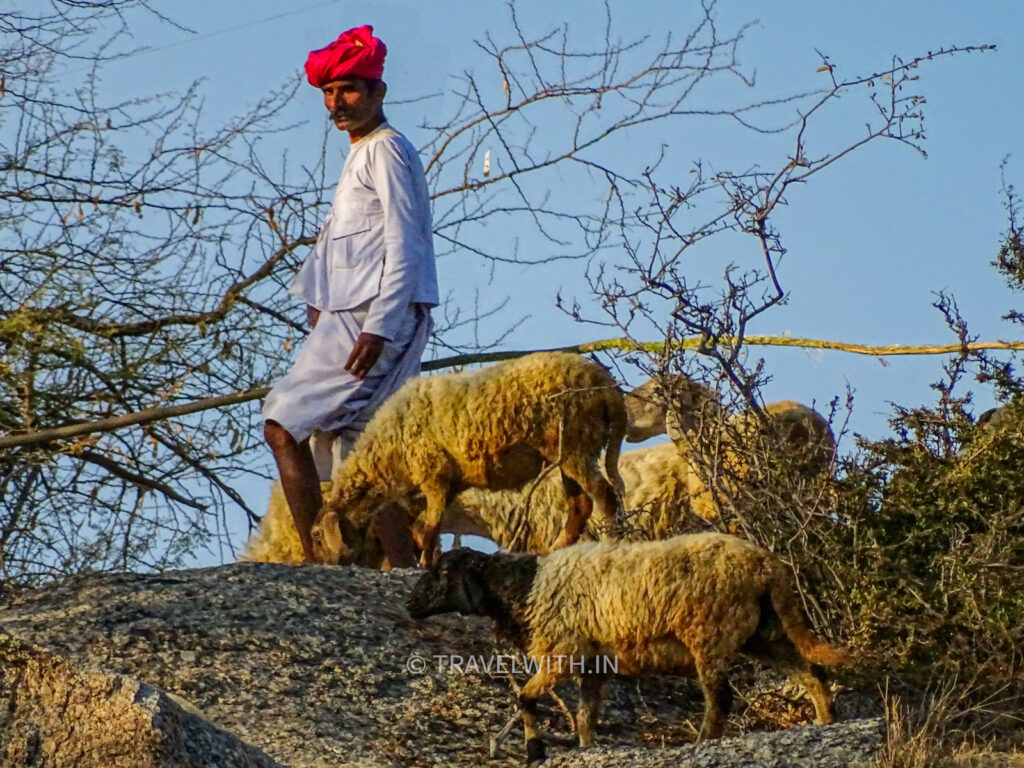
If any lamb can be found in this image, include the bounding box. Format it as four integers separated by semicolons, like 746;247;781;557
407;533;849;762
310;351;627;567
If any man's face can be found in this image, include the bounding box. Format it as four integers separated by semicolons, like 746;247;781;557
321;77;385;137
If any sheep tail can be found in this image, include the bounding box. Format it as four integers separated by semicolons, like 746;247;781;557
768;562;851;668
603;390;627;497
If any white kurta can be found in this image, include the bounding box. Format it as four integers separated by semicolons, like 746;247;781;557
262;122;438;446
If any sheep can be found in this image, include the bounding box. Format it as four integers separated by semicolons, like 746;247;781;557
623;372;720;442
624;373;836;514
449;398;836;550
407;534;849;762
446;441;710;550
240;480;421;568
624;375;834;461
310;351;627;567
723;400;836;477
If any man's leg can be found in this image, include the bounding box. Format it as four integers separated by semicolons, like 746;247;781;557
264;419;322;562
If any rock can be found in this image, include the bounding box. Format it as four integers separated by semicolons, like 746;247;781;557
0;633;282;768
0;563;883;767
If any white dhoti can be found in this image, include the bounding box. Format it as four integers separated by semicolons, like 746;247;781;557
262;300;432;452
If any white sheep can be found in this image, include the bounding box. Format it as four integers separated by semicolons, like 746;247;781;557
310;351;627;567
407;533;849;762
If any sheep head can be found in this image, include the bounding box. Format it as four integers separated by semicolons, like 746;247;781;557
406;548;490;619
625;374;720;442
310;504;361;565
310;464;383;564
727;401;836;478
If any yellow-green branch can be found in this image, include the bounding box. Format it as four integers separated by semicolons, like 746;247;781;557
3;334;1022;450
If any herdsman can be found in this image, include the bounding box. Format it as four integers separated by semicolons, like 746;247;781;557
263;25;439;565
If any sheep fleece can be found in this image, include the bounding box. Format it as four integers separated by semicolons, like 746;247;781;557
522;533;840;673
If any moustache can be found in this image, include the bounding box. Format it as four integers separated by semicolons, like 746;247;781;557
330;108;355;122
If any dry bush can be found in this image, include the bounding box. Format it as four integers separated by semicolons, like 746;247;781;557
878;679;1024;768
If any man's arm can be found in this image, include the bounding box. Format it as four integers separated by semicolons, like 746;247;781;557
360;137;431;342
345;332;386;380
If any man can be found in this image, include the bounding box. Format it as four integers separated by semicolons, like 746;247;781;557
263;25;439;565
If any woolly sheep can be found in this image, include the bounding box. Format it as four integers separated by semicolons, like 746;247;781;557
623;373;720;442
450;397;837;550
310;351;627;567
624;375;834;461
407;533;849;761
240;480;421;568
724;400;836;477
447;441;709;550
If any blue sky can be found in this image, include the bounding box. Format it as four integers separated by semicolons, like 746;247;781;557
90;1;1024;557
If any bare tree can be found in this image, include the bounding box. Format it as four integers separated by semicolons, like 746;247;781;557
1;1;322;584
0;0;997;589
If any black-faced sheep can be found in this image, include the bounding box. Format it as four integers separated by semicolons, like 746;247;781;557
407;534;848;762
310;351;626;567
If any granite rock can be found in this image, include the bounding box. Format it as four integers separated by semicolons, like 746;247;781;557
0;563;883;767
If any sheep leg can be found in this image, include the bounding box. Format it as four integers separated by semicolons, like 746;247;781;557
556;460;621;545
794;664;836;724
368;502;418;569
418;481;453;568
693;655;732;740
744;636;836;725
551;472;592;550
519;669;561;766
576;673;608;748
592;478;622;540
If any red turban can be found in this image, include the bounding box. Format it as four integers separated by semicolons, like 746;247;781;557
304;25;387;88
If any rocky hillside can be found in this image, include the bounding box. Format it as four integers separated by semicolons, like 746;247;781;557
0;563;883;767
